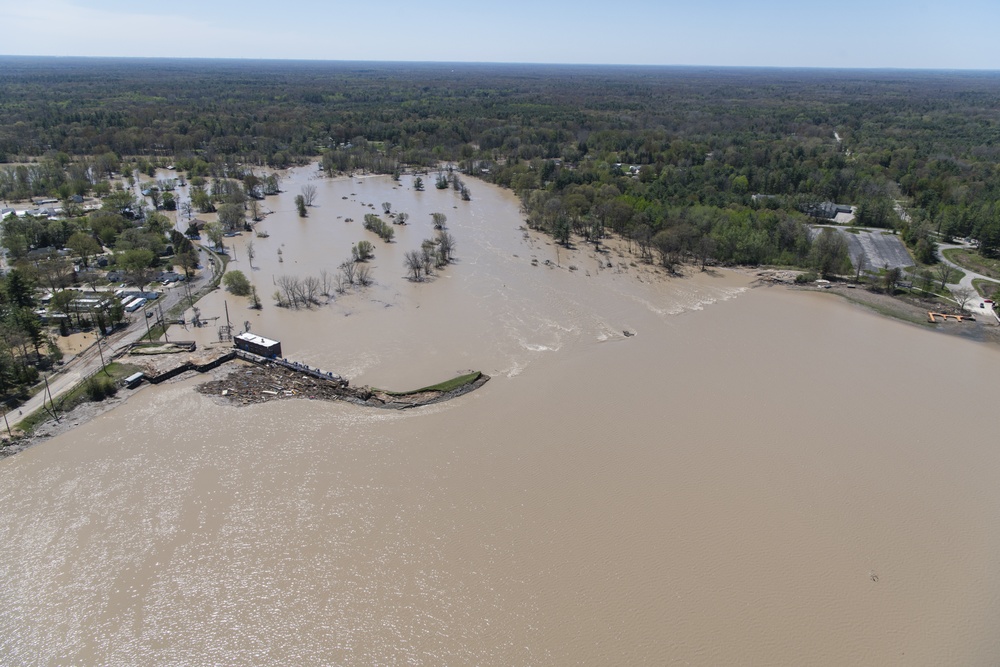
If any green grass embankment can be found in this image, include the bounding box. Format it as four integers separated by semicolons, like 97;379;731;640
377;371;482;396
942;248;1000;281
16;362;142;434
972;279;1000;299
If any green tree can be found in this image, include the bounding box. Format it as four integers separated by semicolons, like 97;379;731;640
295;194;307;217
102;189;137;218
204;222;224;250
66;232;101;270
117;248;157;288
5;268;36;309
810;229;852;278
218;202;246;232
884;266;902;292
223;270;252;296
352;240;374;262
553;217;572;246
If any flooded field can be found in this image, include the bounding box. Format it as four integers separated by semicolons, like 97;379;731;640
2;170;1000;665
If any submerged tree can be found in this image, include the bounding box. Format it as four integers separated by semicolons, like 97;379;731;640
404;250;424;281
301;184;318;207
223;270;252;296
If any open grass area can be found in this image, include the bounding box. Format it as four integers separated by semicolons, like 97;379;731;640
973;278;1000;299
942;248;1000;281
15;362;142;434
900;261;964;297
378;371;482;396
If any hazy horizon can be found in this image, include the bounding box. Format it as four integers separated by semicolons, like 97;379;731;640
2;54;998;75
1;0;997;70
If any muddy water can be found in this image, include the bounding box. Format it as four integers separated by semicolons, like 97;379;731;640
175;167;738;389
3;174;1000;665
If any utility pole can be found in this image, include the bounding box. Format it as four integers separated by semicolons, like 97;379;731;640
144;307;153;341
96;334;107;375
158;300;169;342
43;375;57;419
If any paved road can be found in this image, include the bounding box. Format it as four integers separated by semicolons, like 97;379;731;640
936;242;1000;322
16;246;218;423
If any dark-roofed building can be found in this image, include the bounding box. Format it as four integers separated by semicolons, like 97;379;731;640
802;201;853;220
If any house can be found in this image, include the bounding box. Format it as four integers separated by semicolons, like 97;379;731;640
156;271;185;284
803;201;853;220
234;332;282;358
68;294;112;313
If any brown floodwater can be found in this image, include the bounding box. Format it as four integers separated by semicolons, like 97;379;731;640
2;170;1000;665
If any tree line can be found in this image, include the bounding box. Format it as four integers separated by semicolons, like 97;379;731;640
4;58;1000;266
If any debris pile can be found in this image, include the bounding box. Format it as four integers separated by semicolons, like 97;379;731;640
196;362;489;410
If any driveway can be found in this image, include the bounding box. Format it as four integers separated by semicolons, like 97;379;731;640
936;242;1000;322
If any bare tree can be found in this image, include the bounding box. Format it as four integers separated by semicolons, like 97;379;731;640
853;253;866;283
404;250;424;281
246;239;255;269
340;260;357;285
431;212;447;229
334;272;348;294
396;212;409;225
277;275;299;308
304;276;321;304
382;201;392;215
954;286;976;312
936;263;956;290
319;269;334;296
248;198;262;222
436;230;455;264
301;184;318;207
421;245;436;274
356;265;373;287
35;254;74;291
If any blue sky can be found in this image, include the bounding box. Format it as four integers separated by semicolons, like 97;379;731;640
1;0;996;69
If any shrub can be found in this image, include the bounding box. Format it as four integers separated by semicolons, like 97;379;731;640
85;376;118;401
223;270;252;296
795;271;818;284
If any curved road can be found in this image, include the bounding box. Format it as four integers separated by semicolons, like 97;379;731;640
936;242;1000;321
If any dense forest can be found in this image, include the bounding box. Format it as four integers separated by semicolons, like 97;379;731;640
3;58;999;263
2;57;1000;404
